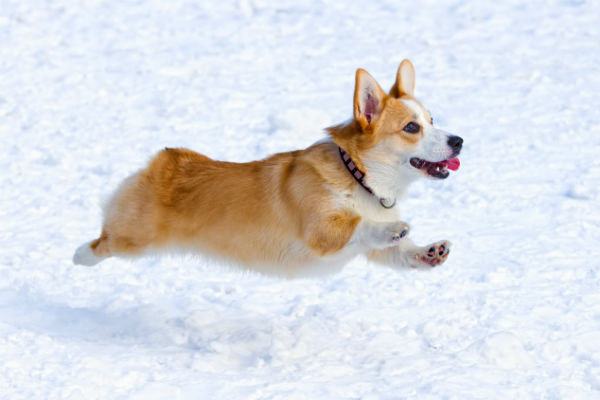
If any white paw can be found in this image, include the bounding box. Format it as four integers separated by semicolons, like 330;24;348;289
73;242;103;266
376;221;410;248
411;240;452;268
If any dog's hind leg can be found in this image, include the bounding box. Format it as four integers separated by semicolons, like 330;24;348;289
367;239;452;269
73;235;106;266
73;221;157;266
73;169;161;266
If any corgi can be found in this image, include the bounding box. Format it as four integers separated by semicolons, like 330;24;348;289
73;60;463;277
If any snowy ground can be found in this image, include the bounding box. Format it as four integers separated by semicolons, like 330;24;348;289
1;0;600;398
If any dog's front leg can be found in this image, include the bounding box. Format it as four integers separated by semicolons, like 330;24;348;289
348;220;410;250
366;239;452;269
304;213;409;257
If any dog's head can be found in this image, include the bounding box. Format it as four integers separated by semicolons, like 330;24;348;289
329;60;462;193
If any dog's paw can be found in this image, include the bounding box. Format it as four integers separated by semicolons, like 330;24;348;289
382;221;410;247
73;241;103;266
411;240;452;268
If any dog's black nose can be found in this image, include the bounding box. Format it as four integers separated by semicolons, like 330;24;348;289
447;135;463;152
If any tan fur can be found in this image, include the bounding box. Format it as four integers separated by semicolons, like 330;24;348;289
90;144;359;271
74;59;460;276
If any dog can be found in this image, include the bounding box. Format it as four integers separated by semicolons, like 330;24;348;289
73;60;463;277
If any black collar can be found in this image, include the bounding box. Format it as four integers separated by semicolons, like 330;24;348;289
338;147;396;209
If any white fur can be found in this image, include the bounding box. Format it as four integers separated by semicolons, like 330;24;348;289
348;220;408;249
401;99;455;162
73;241;104;266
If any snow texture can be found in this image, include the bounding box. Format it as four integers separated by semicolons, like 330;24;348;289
1;0;600;399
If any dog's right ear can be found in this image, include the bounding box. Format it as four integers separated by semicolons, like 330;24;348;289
353;69;386;133
390;59;415;98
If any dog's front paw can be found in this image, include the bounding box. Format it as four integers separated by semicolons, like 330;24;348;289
383;221;410;247
411;240;452;268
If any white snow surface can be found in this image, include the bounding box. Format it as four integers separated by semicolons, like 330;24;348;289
1;0;600;398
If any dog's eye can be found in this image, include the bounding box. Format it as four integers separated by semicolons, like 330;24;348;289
403;122;420;134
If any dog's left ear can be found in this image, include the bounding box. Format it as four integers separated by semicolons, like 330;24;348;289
390;59;415;98
354;69;386;133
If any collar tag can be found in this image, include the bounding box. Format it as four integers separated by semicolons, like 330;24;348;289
380;197;396;209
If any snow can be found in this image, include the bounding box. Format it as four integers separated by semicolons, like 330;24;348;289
1;0;600;398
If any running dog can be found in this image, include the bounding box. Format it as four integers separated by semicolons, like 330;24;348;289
73;60;463;277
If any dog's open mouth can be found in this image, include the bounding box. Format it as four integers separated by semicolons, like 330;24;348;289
410;157;460;179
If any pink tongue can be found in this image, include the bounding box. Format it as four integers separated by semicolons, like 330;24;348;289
444;158;460;171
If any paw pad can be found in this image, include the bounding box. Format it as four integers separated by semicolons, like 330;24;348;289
389;224;409;244
418;241;451;267
392;228;408;242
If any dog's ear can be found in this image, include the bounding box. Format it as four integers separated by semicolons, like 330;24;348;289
353;69;386;132
390;59;415;98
